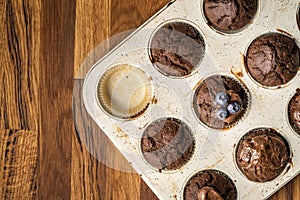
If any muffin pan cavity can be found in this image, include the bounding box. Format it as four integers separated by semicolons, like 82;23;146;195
235;128;291;183
288;89;300;136
83;0;300;199
202;0;259;34
183;169;237;200
193;74;250;130
141;117;195;171
245;32;300;88
149;19;206;78
97;64;153;119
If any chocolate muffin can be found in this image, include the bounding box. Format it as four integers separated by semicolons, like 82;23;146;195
141;118;195;171
288;89;300;135
246;33;300;87
184;170;237;200
203;0;258;32
236;128;290;182
149;21;205;77
193;75;249;129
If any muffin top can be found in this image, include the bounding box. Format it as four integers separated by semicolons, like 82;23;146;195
149;21;205;77
141;118;195;170
203;0;257;32
246;33;300;87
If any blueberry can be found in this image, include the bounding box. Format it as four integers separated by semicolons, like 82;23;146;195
215;92;229;106
227;102;241;114
216;108;228;120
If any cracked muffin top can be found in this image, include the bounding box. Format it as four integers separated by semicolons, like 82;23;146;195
141;118;195;170
203;0;258;32
246;33;300;87
149;21;205;77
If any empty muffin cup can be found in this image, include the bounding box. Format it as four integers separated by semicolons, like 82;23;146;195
203;0;258;33
183;169;237;200
97;64;153;119
288;88;300;135
149;20;205;77
245;32;300;87
235;128;291;182
193;75;250;130
141;118;195;171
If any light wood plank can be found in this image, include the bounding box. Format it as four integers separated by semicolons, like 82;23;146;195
73;0;111;78
0;130;38;199
0;0;40;130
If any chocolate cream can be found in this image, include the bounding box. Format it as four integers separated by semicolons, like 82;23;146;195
236;129;290;182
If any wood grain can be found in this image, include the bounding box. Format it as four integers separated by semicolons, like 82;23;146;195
0;130;38;199
74;0;111;78
0;0;39;199
0;0;40;130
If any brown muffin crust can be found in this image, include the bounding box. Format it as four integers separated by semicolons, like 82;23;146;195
149;21;205;77
246;33;300;87
141;118;195;170
203;0;258;32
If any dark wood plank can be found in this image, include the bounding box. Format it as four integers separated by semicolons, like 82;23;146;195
140;180;159;200
0;130;38;199
269;182;292;200
0;0;40;130
292;175;300;199
110;0;171;35
37;0;76;199
109;0;171;48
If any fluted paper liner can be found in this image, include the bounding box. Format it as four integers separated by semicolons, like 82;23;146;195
97;64;153;119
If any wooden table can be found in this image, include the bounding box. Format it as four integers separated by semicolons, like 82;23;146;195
1;0;299;199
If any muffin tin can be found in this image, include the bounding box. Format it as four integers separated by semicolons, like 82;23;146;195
83;0;300;199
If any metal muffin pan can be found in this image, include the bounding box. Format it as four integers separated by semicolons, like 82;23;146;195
83;0;300;199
